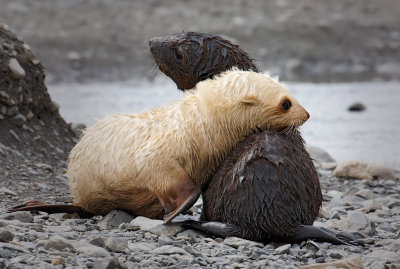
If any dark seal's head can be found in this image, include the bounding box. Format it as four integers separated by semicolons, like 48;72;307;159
149;32;258;90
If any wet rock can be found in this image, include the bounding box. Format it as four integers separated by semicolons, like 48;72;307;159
329;251;344;259
348;102;366;112
157;237;174;246
0;229;13;243
176;229;204;238
224;237;264;249
355;189;374;200
306;145;335;163
365;249;400;264
152;245;189;255
6;106;18;116
13;113;27;126
128;242;157;252
97;210;134;230
333;160;397;180
319;162;337;170
1;211;34;223
51;257;65;266
149;223;183;237
0;242;29;253
130;216;163;231
338;212;375;235
0;91;9;103
0;187;16;196
93;258;128;269
67;51;82;61
370;262;385;269
25;110;34;120
300;258;364;269
44;235;110;257
9;129;20;141
376;62;400;76
43;235;74;251
362;199;382;212
273;244;291;255
89;236;106;248
8;58;26;79
105;237;127;253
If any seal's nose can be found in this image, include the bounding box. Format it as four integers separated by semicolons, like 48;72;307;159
149;37;162;48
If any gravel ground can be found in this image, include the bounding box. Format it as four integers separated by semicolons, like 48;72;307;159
1;158;400;268
1;8;400;269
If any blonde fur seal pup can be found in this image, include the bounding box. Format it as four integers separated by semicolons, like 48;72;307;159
68;69;309;222
11;69;309;222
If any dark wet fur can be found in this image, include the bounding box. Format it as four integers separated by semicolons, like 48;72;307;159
201;130;322;242
149;32;258;90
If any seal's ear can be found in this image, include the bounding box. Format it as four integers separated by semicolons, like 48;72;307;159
241;95;260;106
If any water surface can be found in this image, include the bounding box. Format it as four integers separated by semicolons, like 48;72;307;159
48;78;400;169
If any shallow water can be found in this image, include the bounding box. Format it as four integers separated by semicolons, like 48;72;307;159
48;78;400;169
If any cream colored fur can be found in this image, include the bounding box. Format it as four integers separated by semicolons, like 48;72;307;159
67;69;309;214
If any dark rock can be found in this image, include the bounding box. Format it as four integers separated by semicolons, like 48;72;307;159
0;229;13;243
348;102;366;112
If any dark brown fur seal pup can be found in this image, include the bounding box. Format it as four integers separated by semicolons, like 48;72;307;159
150;32;364;245
150;31;258;90
178;130;361;245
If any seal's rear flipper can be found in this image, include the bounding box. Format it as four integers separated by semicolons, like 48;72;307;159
294;225;366;247
9;201;94;218
158;174;201;223
173;220;233;238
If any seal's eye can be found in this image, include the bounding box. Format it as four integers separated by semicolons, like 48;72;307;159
175;49;183;60
281;100;292;111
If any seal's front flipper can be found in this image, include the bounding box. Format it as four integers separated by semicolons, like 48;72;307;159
295;225;366;247
9;200;94;218
174;220;233;238
158;174;201;223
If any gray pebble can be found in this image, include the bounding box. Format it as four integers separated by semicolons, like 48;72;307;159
130;216;163;231
93;258;128;269
338;212;376;235
97;210;135;230
6;106;18;116
89;237;106;248
329;251;344;259
8;58;26;79
158;237;173;246
273;244;291;255
149;223;183;237
224;237;264;248
0;187;16;196
355;189;375;200
105;237;127;253
1;211;34;223
0;229;13;243
128;242;157;252
152;245;189;255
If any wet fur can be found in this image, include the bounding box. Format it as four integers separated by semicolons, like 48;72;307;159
68;69;309;216
201;130;322;242
150;32;258;90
